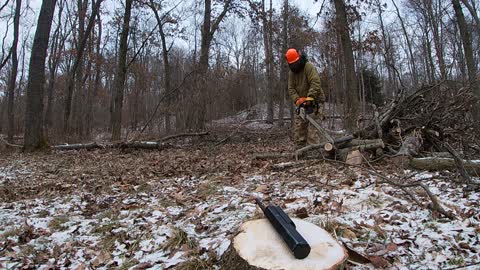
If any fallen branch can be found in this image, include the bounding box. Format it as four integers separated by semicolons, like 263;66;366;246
214;121;248;147
322;158;455;220
270;161;307;171
0;136;22;148
419;183;456;219
252;152;293;160
158;131;208;142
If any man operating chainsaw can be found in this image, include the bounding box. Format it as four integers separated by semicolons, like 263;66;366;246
285;48;326;148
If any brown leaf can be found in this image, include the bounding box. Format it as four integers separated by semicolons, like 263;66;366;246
342;242;371;264
386;243;398;252
284;197;297;204
294;207;309;219
75;263;86;270
255;185;269;193
342;229;357;239
369;255;390;268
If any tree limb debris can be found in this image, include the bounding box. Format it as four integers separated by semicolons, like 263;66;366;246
0;136;22;148
323;158;456;220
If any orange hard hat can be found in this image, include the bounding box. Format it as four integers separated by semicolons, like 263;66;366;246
285;48;300;64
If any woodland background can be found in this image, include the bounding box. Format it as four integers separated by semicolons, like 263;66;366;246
0;0;478;149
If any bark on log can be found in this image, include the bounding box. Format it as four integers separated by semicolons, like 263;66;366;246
410;157;480;175
342;139;384;148
296;135;355;155
220;218;347;270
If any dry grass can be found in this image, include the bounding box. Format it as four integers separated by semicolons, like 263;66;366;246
48;216;69;231
177;256;215;270
163;227;198;251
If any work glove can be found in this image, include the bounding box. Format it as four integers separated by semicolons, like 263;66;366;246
304;97;315;106
295;97;307;106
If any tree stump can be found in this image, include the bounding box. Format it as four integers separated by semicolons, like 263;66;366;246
221;218;347;270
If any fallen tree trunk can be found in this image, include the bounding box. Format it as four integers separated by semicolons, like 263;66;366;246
53;142;102;150
410;157;480;175
220;218;347;270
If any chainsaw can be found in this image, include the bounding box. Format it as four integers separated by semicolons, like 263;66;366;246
296;100;335;145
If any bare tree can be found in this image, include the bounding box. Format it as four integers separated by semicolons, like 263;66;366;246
391;0;418;87
191;0;233;129
63;0;103;136
6;0;21;143
24;0;57;150
111;0;133;141
148;0;182;133
452;0;480;122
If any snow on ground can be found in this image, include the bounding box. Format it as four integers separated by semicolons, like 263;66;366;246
0;163;32;185
0;155;479;269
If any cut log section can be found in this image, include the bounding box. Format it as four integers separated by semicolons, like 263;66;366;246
221;218;347;270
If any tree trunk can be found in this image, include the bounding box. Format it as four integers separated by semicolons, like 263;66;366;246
111;0;133;141
452;0;480;123
460;0;480;40
334;0;358;132
193;0;231;129
24;0;56;151
6;0;21;143
149;0;172;133
278;0;288;127
86;10;102;139
262;0;274;124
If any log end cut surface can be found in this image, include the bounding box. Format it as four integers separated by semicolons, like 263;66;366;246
232;218;347;270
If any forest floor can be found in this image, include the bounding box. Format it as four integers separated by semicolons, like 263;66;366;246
0;122;479;270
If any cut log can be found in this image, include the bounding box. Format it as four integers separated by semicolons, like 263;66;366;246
410;157;480;175
221;218;347;270
324;143;334;152
337;140;385;161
